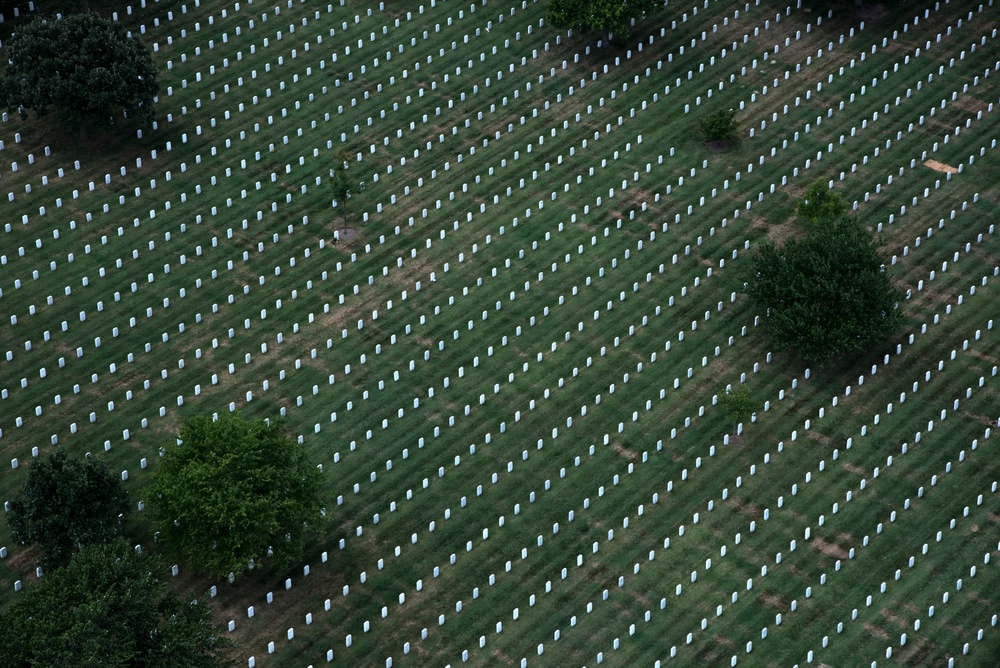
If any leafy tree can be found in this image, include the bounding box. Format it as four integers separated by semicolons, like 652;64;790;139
328;152;366;231
7;449;129;567
0;540;231;668
150;412;325;579
797;181;849;227
719;384;756;437
0;13;158;139
745;215;903;363
548;0;663;44
698;108;739;143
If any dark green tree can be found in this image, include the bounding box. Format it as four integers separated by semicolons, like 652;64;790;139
150;413;325;579
548;0;663;44
328;152;366;232
0;540;231;668
699;108;739;144
719;384;756;438
0;13;158;139
7;449;129;567
797;181;849;227
745;215;903;363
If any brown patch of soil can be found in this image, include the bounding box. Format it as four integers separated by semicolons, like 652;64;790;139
966;348;1000;365
811;537;849;560
612;444;639;460
631;591;652;607
881;608;909;629
491;647;518;665
924;159;958;174
863;622;889;639
897;637;932;665
332;227;358;242
953;96;989;114
784;182;808;200
760;592;784;609
725;497;762;519
703;140;732;153
807;430;832;446
749;215;798;245
3;543;46;579
843;462;866;477
316;301;365;332
909;283;956;305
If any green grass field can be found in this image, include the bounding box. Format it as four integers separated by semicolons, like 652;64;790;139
1;0;998;665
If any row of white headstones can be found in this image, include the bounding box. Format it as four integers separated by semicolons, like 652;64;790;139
186;2;1000;664
2;0;994;466
1;3;992;580
0;0;996;664
0;0;988;548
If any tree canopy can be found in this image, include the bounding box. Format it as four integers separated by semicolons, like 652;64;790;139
797;180;849;227
548;0;662;43
150;413;325;579
0;540;230;668
699;108;739;143
7;449;129;567
745;213;903;363
0;13;158;138
328;152;366;228
719;384;756;436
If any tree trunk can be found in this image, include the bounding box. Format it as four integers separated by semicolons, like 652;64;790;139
602;27;610;46
82;0;90;12
79;116;87;142
336;208;348;240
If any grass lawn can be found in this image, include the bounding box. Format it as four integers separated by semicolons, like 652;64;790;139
1;0;998;666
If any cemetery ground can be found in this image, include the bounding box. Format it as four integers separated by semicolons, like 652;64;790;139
1;0;999;666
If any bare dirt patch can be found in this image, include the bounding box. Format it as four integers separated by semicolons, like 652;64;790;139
897;637;932;665
725;497;762;519
924;159;958;174
842;462;866;477
316;301;365;333
760;592;784;609
612;443;639;460
624;187;655;207
631;591;652;607
491;647;519;666
863;621;890;639
703;140;732;153
324;228;361;251
332;227;359;242
881;608;910;629
807;430;832;446
909;282;956;306
749;215;798;245
783;182;808;200
965;348;1000;366
953;96;989;114
811;537;849;560
3;543;46;580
